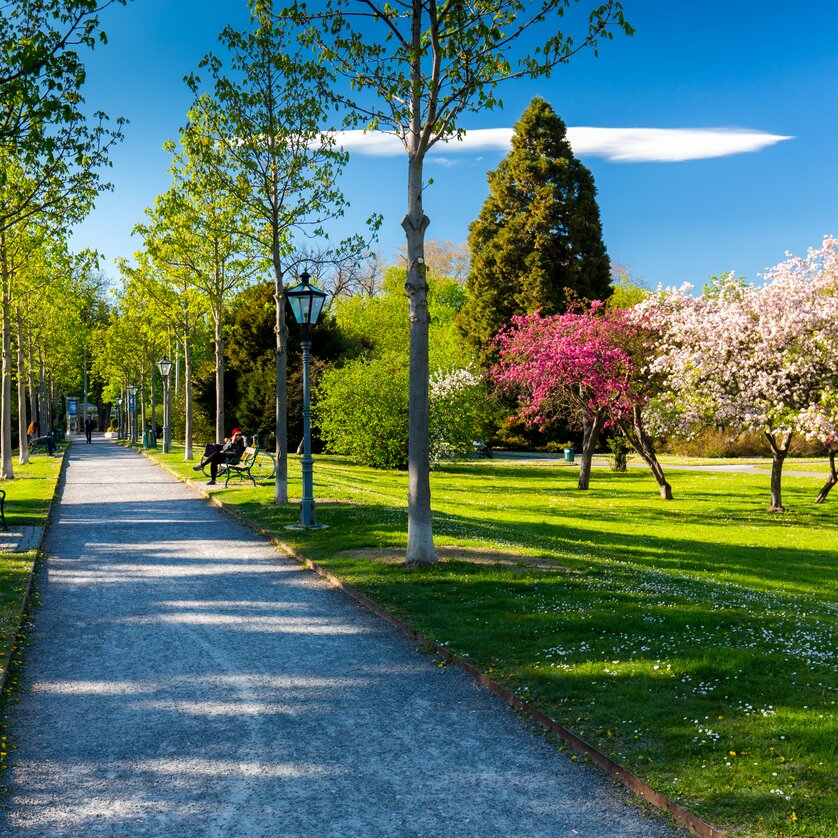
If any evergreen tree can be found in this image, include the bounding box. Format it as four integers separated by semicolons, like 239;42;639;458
459;97;611;363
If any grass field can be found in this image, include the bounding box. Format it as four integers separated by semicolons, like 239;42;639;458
150;446;836;837
0;451;65;706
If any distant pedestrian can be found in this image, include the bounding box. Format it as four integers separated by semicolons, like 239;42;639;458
84;416;94;444
27;420;39;437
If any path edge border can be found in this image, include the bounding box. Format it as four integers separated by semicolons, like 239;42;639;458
0;444;71;699
142;448;726;838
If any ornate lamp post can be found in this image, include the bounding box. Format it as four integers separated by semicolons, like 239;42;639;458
127;384;138;443
286;270;327;530
157;357;173;453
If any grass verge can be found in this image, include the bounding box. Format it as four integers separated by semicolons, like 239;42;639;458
148;444;836;838
0;450;66;772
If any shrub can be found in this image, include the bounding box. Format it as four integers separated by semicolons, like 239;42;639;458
314;354;409;469
428;367;492;462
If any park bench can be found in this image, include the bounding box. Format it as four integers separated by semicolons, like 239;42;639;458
219;446;259;488
0;489;5;530
29;436;56;456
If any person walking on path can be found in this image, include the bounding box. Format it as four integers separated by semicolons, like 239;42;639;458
0;440;678;837
84;415;94;443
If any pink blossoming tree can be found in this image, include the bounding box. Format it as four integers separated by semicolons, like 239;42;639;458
494;303;673;498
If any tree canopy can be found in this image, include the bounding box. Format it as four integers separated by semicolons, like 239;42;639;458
459;97;611;364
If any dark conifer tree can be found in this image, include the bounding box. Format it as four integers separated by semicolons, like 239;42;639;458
459;97;611;363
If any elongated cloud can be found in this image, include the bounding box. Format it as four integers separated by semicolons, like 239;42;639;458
333;127;791;163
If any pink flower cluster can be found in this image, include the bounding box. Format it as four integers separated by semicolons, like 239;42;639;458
493;303;653;429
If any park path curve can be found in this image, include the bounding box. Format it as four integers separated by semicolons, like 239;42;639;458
1;437;680;837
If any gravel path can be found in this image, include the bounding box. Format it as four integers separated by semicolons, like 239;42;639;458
1;438;681;837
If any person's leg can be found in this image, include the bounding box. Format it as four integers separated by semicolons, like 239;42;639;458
195;443;222;470
208;451;221;483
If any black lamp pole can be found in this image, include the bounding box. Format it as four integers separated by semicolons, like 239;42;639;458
286;270;328;530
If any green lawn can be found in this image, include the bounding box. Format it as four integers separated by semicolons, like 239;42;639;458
150;445;837;838
0;451;65;693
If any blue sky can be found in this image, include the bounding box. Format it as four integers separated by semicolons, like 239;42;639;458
71;0;838;290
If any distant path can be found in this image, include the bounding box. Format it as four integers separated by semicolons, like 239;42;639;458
493;451;826;478
1;437;679;837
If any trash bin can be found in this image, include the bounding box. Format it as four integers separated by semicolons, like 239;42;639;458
143;429;157;449
563;446;575;463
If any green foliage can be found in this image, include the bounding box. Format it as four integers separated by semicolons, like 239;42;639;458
314;354;410;469
429;368;494;461
318;268;486;466
459;97;611;364
607;265;649;309
606;432;632;471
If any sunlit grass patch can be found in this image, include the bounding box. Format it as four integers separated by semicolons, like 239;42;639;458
147;445;837;836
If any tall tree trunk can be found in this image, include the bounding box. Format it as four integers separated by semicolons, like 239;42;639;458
273;256;289;505
765;430;792;511
621;405;672;500
26;324;37;430
183;327;193;460
150;347;157;445
38;347;47;432
402;151;435;565
15;309;28;465
815;448;837;503
214;309;224;443
0;236;14;481
577;412;604;490
140;370;147;439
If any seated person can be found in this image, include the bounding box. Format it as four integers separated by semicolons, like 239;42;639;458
29;432;55;456
193;428;246;485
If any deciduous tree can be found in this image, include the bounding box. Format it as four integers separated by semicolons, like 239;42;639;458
290;0;631;563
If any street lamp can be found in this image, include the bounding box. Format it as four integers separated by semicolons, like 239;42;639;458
157;357;173;453
127;384;138;443
286;270;328;530
115;397;123;439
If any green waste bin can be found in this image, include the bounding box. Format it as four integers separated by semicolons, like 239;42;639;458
143;429;157;449
563;446;575;463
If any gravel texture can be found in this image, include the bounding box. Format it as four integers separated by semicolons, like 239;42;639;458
1;438;683;837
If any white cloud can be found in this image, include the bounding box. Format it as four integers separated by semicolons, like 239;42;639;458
566;127;792;162
332;127;791;163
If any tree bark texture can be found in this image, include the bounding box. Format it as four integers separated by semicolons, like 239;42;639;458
765;430;792;512
621;405;671;500
37;347;47;433
1;237;14;480
26;326;37;431
815;449;837;504
15;310;28;465
402;161;435;565
273;263;289;505
150;347;157;444
213;309;224;444
577;413;604;490
183;331;193;460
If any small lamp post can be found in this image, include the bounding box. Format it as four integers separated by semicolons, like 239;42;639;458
286;270;328;530
127;384;138;443
157;357;173;453
115;397;123;439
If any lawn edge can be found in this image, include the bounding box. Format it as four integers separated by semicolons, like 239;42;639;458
0;444;71;699
140;446;726;838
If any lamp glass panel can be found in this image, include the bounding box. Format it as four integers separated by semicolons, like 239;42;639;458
158;358;173;378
